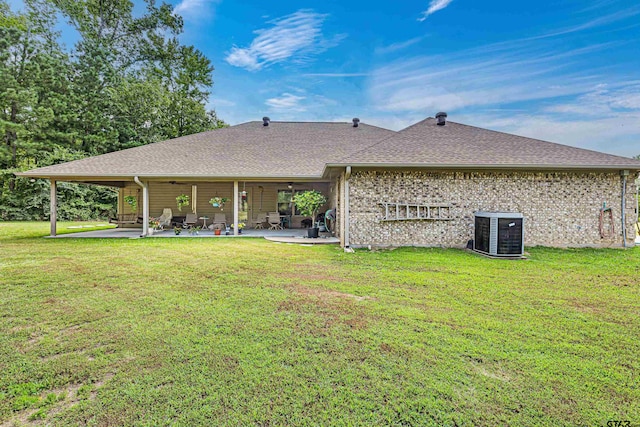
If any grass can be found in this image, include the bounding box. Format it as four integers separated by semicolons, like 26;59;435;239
0;221;115;241
0;222;638;426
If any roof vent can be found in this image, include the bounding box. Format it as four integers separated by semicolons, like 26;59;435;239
435;112;447;126
262;117;270;126
352;118;360;127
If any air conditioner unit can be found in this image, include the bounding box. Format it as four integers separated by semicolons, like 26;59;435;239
474;212;524;257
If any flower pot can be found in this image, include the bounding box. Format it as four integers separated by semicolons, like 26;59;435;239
307;227;319;238
214;229;221;236
212;203;220;208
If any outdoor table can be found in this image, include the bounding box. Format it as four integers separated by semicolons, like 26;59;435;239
199;216;209;229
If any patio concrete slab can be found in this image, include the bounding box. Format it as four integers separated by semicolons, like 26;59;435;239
148;229;311;238
49;227;338;243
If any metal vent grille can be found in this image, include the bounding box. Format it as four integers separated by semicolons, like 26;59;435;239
497;218;523;255
474;216;490;253
474;212;524;257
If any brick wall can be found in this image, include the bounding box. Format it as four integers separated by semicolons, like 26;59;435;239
348;170;637;248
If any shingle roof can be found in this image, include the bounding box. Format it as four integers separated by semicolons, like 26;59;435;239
21;121;395;179
338;118;640;169
20;118;640;180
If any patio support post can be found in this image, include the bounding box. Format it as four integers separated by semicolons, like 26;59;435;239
233;181;239;236
50;179;57;236
344;166;351;248
134;176;149;237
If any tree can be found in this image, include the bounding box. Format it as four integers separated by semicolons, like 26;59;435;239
0;0;226;220
50;0;183;154
0;0;72;177
292;190;328;227
0;146;117;220
145;39;225;138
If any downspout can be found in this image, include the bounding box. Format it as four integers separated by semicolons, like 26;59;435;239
344;166;352;249
621;170;628;248
134;176;149;237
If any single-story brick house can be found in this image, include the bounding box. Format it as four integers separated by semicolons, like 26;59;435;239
19;114;640;248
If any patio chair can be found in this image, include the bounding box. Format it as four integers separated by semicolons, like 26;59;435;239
183;213;197;229
268;212;282;230
212;213;227;230
157;208;172;230
253;213;267;229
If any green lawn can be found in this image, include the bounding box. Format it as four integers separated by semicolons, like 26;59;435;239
0;222;638;426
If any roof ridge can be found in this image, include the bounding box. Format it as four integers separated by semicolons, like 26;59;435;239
334;118;428;163
235;120;395;130
241;120;351;124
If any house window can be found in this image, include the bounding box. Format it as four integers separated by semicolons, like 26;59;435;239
277;190;293;215
277;189;308;215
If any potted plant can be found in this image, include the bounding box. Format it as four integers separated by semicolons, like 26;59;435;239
176;194;190;212
124;195;137;211
174;227;182;235
292;190;327;238
213;224;222;236
209;196;229;209
231;222;245;234
148;217;160;235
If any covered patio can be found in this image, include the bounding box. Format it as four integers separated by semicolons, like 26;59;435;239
45;177;337;238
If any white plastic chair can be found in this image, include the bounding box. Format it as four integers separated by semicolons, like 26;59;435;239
157;208;173;229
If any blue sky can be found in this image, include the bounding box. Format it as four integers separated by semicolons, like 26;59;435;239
8;0;640;156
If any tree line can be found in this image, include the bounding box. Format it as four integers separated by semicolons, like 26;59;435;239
0;0;225;220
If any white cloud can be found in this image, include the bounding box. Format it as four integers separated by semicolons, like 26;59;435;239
523;5;640;41
225;9;336;71
418;0;454;21
376;36;428;54
173;0;219;21
302;73;368;77
208;98;236;109
368;43;612;114
543;83;640;115
265;93;307;111
225;48;260;71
